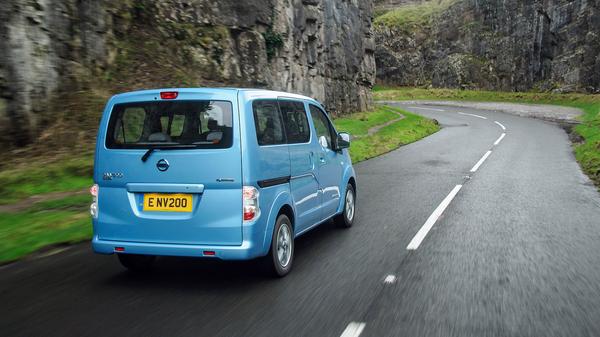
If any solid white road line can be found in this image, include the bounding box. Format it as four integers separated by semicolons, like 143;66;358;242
458;112;488;119
408;106;445;112
494;121;506;130
340;322;366;337
470;151;492;172
406;185;463;250
494;133;506;146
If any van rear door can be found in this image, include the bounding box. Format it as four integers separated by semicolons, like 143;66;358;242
94;90;243;246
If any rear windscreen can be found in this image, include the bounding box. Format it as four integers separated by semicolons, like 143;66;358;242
106;101;233;149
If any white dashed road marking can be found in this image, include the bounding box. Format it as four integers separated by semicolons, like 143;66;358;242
408;106;445;112
347;107;512;335
407;185;464;250
383;275;397;284
494;121;506;130
406;113;508;251
470;151;493;173
340;322;366;337
458;112;487;119
494;133;506;146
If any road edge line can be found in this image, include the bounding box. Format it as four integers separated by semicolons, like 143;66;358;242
458;112;487;119
408;106;445;112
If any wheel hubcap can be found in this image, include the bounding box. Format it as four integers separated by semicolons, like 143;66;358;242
277;223;292;267
345;190;355;221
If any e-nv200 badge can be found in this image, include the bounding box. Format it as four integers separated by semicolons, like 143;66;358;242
91;88;357;277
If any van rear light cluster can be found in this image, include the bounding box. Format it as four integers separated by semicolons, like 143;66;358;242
90;184;99;219
243;186;260;222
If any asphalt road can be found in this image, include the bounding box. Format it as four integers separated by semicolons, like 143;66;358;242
2;104;600;337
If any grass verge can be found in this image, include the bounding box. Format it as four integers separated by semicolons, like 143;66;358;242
333;106;401;136
0;195;91;263
0;155;93;205
374;0;457;30
334;105;440;163
373;87;600;186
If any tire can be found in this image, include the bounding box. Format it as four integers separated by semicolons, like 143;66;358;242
264;214;294;277
335;183;355;228
117;254;156;272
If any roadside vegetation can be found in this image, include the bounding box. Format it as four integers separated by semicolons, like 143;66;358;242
0;195;91;263
334;105;440;163
0;104;439;263
0;156;93;205
374;0;457;29
374;86;600;187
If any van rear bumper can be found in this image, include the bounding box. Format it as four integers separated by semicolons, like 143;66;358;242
92;236;263;260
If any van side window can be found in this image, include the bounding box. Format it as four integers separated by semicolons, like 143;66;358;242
309;104;335;150
252;100;286;146
279;100;310;144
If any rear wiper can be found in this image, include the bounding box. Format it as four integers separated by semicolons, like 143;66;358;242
141;147;157;162
141;145;199;162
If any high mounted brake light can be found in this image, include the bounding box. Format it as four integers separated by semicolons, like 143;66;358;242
160;91;178;99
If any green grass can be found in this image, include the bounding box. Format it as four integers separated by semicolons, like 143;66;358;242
0;156;93;205
373;87;600;186
333;108;400;136
334;105;440;163
374;0;457;30
0;194;91;263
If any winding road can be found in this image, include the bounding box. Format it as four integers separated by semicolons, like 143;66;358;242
2;103;600;337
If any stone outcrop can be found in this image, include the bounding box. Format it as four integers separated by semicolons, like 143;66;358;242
374;0;600;93
0;0;375;147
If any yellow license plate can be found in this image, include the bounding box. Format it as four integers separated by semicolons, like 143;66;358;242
143;193;193;212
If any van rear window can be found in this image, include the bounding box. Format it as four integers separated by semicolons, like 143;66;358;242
106;101;233;149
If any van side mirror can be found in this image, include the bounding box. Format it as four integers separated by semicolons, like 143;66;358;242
336;132;351;150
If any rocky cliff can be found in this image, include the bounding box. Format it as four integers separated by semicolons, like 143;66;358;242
374;0;600;93
0;0;375;148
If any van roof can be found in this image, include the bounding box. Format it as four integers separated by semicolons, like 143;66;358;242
110;88;321;105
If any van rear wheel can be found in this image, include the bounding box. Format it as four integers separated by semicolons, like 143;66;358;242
117;254;156;272
264;214;294;277
335;183;355;228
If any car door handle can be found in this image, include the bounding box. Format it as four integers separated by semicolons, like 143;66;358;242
319;157;326;163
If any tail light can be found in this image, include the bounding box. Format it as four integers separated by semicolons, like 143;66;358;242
243;186;260;222
90;184;99;219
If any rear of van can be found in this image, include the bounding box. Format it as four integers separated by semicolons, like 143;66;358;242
92;89;253;258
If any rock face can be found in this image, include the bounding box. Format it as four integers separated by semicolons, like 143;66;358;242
0;0;375;147
375;0;600;93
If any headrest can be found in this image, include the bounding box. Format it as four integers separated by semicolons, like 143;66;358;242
148;132;171;142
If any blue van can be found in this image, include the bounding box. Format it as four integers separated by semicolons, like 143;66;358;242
91;88;357;276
